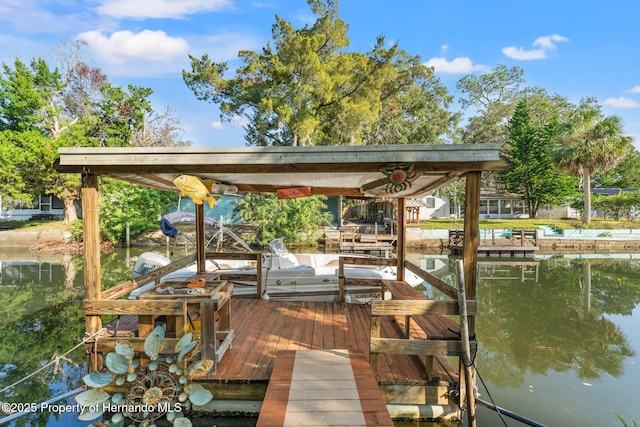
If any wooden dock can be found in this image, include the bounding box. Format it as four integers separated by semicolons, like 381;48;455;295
256;349;394;427
104;297;459;416
449;229;539;257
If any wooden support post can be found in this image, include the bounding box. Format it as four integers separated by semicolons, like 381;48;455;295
200;300;216;362
369;315;381;380
397;198;406;281
195;204;206;273
82;173;102;371
462;172;480;314
462;171;480;418
456;260;476;427
256;253;263;298
338;258;345;302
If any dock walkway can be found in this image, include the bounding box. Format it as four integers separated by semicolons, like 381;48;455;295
256;349;393;427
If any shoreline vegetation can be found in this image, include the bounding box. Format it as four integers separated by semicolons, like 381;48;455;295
2;218;640;254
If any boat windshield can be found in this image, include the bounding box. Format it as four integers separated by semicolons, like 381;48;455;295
266;238;290;256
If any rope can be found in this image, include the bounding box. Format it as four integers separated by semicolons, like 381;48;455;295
0;328;107;394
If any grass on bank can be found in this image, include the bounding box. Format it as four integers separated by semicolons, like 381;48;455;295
422;218;640;230
3;217;640;234
0;220;72;231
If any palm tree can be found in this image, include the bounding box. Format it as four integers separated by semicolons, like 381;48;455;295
554;106;634;225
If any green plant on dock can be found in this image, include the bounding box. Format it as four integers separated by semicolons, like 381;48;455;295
75;326;214;427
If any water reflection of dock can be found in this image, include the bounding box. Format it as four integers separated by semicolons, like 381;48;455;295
478;259;540;282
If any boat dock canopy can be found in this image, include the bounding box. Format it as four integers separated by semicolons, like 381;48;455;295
55;144;507;199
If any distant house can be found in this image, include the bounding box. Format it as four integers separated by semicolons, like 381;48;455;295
417;191;530;220
477;190;529;219
591;188;638;196
0;194;65;221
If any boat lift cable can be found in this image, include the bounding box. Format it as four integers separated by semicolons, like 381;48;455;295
455;260;547;427
471;358;548;427
0;328;107;395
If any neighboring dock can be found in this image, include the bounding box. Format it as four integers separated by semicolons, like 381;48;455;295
325;225;396;255
449;229;539;257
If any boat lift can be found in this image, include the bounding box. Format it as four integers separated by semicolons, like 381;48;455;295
160;211;252;257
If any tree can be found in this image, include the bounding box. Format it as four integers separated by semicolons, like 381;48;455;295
554;104;634;225
499;100;575;217
0;130;32;203
456;65;575;146
233;193;333;245
593;149;640;188
0;57;65;133
99;179;178;244
0;49;188;225
456;64;527;145
183;0;455;146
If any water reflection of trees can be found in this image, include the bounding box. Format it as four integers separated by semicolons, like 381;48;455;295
0;251;136;426
1;274;85;426
476;258;639;388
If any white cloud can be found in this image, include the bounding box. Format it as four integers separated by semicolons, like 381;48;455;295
423;57;488;74
502;46;547;60
95;0;233;19
231;114;249;127
503;34;569;60
189;33;263;62
533;34;569;49
78;29;189;64
603;97;639;109
631;86;640;93
210;115;248;131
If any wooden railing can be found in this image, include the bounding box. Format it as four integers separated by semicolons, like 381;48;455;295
337;256;397;302
84;252;260;373
204;252;262;298
358;258;477;412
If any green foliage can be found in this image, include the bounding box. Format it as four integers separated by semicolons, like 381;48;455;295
593;150;640;188
554;103;635;225
98;179;178;244
499;100;576;217
0;57;64;133
0;51;187;225
183;0;456;146
591;192;640;221
233;193;332;245
87;83;153;147
420;217;640;230
0;130;33;202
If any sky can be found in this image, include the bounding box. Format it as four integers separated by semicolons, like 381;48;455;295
1;0;639;149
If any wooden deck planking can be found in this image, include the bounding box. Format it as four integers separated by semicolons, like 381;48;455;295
103;298;458;385
256;350;394;427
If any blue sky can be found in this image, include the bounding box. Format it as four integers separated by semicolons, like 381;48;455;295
1;0;639;149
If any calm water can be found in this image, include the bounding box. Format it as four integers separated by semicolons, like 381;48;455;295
1;248;639;426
